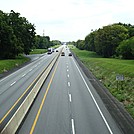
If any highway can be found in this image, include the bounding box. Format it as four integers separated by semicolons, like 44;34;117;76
17;46;123;134
0;48;62;132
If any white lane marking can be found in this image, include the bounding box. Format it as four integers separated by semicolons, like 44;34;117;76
68;82;71;87
22;74;26;77
71;119;75;134
10;81;16;86
29;69;33;72
67;66;68;68
67;69;69;72
69;94;72;102
67;74;70;78
34;65;37;68
72;58;113;134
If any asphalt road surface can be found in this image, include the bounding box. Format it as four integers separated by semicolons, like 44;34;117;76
18;46;123;134
0;49;61;130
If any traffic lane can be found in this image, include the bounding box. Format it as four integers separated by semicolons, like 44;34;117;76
0;53;52;88
66;57;122;134
0;53;57;120
18;56;71;134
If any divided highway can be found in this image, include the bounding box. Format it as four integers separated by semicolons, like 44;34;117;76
17;46;123;134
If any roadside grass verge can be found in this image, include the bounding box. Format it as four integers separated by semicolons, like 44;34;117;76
0;55;30;74
70;46;134;118
52;45;61;49
30;49;47;54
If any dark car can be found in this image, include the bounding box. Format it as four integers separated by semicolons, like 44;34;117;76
56;50;58;52
61;52;65;56
68;53;72;56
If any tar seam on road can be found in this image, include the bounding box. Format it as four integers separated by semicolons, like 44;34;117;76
30;59;59;134
72;58;114;134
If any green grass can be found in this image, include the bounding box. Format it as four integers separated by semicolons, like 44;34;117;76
52;45;61;49
30;49;47;54
70;46;134;118
0;55;30;74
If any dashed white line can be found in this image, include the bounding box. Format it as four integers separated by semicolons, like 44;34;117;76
10;81;16;86
69;94;72;102
67;66;68;68
67;74;70;78
68;82;71;87
29;69;33;72
22;74;26;77
71;119;75;134
67;69;69;72
34;65;37;68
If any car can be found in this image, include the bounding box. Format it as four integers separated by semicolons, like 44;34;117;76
56;50;58;52
68;53;72;56
61;52;65;56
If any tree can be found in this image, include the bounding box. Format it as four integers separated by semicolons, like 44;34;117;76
9;10;36;55
116;37;134;59
0;10;21;58
34;35;51;49
94;24;128;57
75;40;85;50
85;31;96;51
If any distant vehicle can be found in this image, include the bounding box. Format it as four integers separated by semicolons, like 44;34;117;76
56;50;58;52
68;53;72;56
47;48;53;54
52;48;55;52
61;52;65;56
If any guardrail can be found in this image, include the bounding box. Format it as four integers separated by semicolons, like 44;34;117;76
1;49;62;134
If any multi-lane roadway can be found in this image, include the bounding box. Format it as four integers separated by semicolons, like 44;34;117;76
18;46;122;134
0;48;62;132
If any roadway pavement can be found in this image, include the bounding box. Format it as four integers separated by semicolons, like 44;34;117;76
18;46;123;134
0;50;61;131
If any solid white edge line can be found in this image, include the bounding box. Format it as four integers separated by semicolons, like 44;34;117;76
71;119;75;134
0;55;47;83
72;58;113;134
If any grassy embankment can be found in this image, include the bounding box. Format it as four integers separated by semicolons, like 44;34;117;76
0;47;60;74
70;45;134;118
0;55;30;74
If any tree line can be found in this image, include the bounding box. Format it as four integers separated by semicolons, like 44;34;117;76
75;23;134;59
0;10;55;59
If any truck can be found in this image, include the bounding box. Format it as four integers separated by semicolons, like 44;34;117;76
47;48;53;54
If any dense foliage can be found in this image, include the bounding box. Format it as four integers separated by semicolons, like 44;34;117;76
75;23;134;59
34;35;51;49
0;10;36;59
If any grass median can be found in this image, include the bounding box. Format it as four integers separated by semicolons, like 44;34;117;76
70;46;134;118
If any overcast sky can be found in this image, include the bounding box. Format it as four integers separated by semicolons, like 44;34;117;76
1;0;134;41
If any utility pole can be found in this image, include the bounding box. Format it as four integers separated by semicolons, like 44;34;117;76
43;29;45;37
